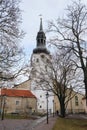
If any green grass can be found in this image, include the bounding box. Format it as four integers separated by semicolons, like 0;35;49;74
0;114;38;120
4;114;25;119
52;118;87;130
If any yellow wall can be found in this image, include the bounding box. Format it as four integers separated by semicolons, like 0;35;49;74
1;96;37;114
13;80;31;90
82;99;87;113
54;91;85;114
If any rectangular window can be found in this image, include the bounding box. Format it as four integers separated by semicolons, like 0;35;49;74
36;58;39;62
16;101;19;105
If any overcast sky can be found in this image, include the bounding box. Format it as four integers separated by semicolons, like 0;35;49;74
20;0;87;59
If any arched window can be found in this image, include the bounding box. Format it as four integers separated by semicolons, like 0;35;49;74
40;105;42;108
38;39;40;43
41;39;43;43
75;96;79;106
44;40;45;44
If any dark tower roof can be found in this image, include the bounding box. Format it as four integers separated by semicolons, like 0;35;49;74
33;18;50;54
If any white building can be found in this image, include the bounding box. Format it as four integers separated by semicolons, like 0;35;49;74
30;18;54;113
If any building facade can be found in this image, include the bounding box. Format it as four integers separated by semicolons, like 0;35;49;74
0;88;37;114
54;90;85;114
82;97;87;113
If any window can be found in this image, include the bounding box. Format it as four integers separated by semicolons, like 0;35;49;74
44;40;45;43
40;105;42;108
41;55;44;58
40;95;42;98
75;96;79;106
38;39;40;43
47;59;49;63
16;101;19;105
41;39;43;43
36;58;39;62
45;65;47;71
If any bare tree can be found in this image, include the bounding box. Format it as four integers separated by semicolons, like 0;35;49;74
47;0;87;102
0;0;25;87
32;48;81;117
0;0;25;120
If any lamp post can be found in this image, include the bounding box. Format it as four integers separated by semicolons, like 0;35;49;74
46;92;49;124
55;102;56;115
53;100;54;117
1;95;6;120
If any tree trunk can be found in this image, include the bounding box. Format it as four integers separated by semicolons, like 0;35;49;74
83;65;87;106
84;70;87;106
1;96;5;120
60;98;65;117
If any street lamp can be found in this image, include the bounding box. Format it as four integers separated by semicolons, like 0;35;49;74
1;95;6;120
53;100;54;117
46;91;49;124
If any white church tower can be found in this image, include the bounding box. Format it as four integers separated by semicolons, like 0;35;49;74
30;18;54;113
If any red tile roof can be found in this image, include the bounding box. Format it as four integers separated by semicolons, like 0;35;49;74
1;88;36;98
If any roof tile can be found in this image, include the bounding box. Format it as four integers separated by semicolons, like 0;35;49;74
1;88;36;98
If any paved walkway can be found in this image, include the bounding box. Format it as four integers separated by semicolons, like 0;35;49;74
0;114;87;130
0;116;57;130
32;116;57;130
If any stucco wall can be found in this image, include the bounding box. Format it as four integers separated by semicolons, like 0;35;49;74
4;96;37;114
82;99;87;113
54;91;85;114
14;80;31;90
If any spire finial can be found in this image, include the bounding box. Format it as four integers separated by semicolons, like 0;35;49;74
39;14;43;31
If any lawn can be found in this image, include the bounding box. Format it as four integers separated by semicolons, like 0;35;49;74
0;113;38;120
52;118;87;130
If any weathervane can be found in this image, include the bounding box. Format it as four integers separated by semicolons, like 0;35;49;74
39;14;42;19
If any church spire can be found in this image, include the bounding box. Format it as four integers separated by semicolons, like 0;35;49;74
33;18;50;54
